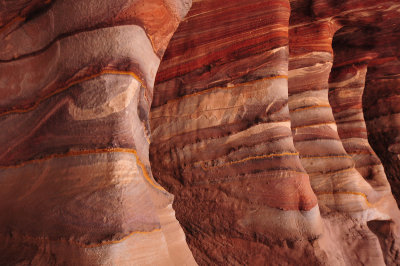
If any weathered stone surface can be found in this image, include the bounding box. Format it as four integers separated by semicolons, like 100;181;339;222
151;0;400;265
0;0;195;265
1;0;400;265
286;1;400;264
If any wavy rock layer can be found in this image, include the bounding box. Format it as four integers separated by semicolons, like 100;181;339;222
1;0;400;265
151;0;400;265
0;0;195;265
151;0;323;264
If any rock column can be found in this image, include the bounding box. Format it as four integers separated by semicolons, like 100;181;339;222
0;0;195;265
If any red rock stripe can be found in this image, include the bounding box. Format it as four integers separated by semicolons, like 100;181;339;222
198;152;300;171
0;228;162;249
0;70;144;118
0;148;165;192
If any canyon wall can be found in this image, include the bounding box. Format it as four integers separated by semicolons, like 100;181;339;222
1;0;400;265
151;0;400;265
0;0;195;264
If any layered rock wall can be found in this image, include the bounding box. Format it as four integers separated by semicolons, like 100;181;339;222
0;0;195;264
151;0;400;264
151;0;323;264
1;0;400;265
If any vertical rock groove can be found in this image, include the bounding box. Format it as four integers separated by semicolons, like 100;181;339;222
151;0;400;264
1;0;400;265
151;1;323;264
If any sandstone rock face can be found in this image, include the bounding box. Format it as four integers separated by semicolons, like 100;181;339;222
0;0;196;265
151;0;400;265
1;0;400;265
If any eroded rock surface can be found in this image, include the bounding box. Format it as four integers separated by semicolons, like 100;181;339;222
1;0;400;265
151;0;400;265
0;0;195;265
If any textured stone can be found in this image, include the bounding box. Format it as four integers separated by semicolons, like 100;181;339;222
151;0;400;264
0;0;195;265
1;0;400;265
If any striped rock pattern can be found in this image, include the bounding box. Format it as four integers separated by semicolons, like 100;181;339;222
287;1;400;264
362;27;400;209
151;0;325;264
2;0;400;265
0;0;196;265
150;0;400;265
